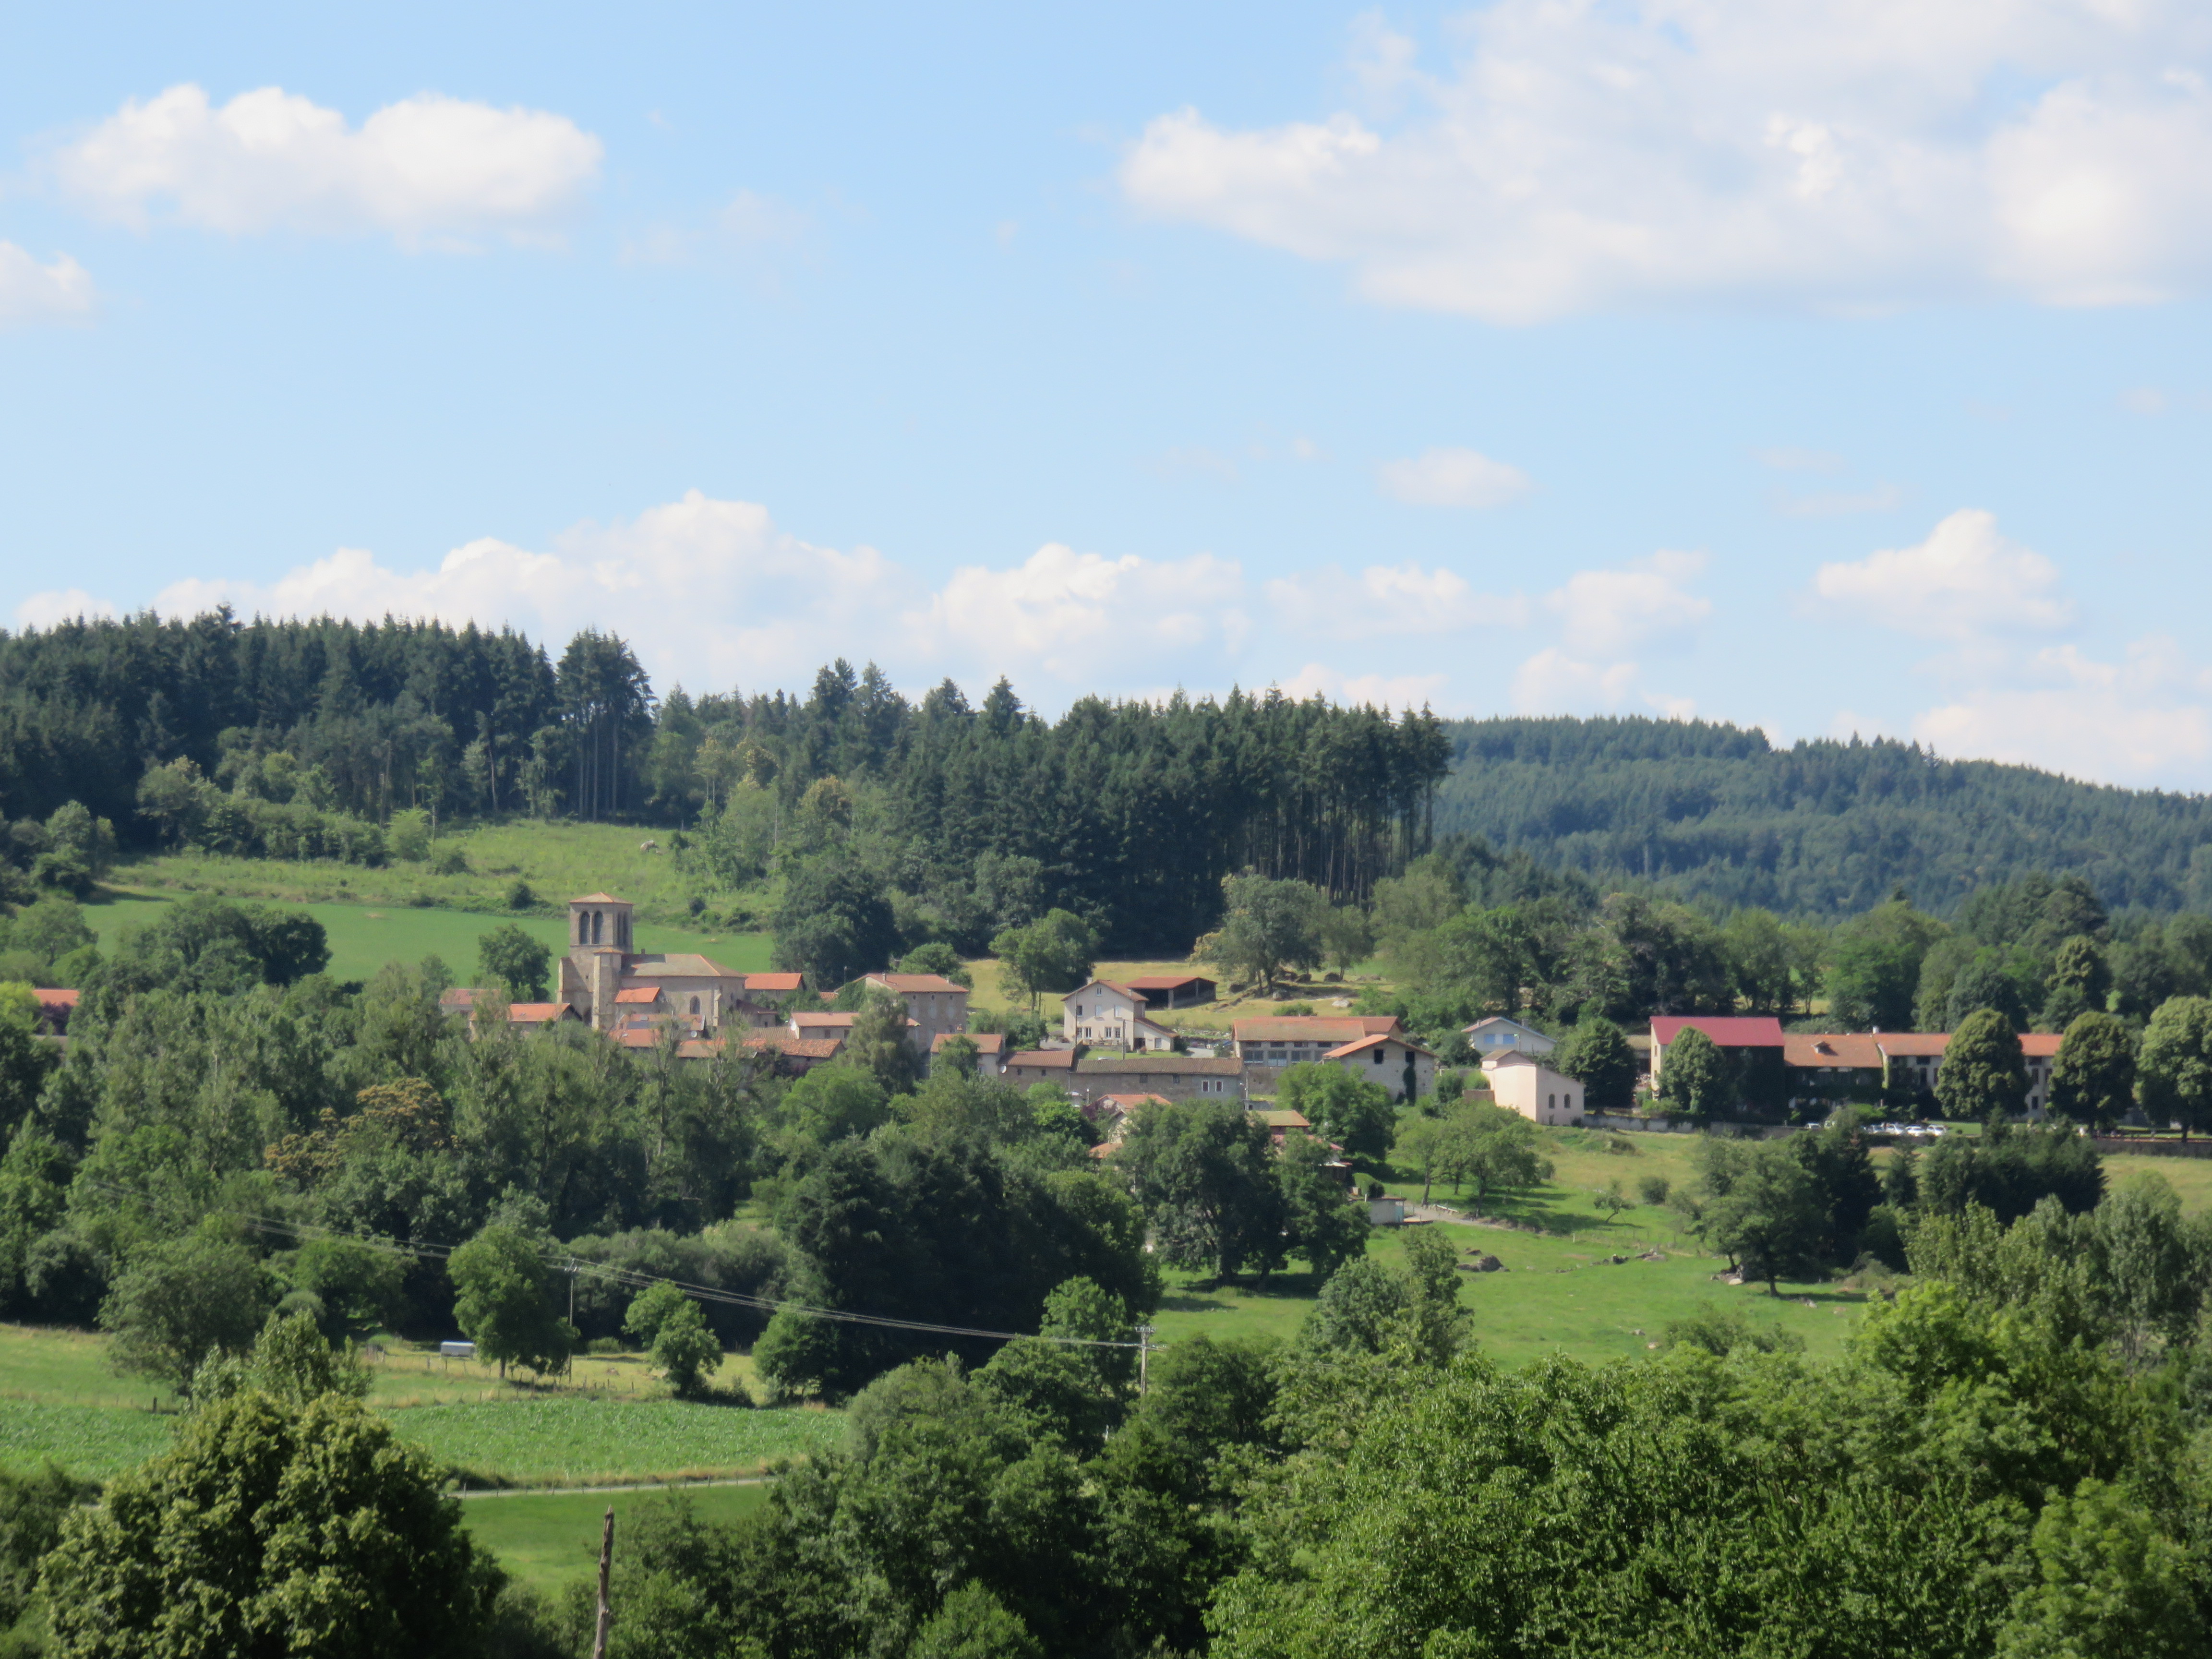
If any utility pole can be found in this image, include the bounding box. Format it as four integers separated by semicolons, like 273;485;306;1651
1135;1324;1155;1398
591;1506;615;1659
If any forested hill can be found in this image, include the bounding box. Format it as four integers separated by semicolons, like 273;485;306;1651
1436;715;2212;918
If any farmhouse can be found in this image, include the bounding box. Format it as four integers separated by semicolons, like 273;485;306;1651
1481;1050;1584;1126
1648;1015;1787;1090
1004;1048;1081;1085
1461;1015;1555;1057
863;972;971;1053
1322;1032;1437;1104
1074;1051;1246;1104
1232;1015;1402;1067
1872;1031;2063;1114
931;1030;1007;1076
1062;978;1177;1050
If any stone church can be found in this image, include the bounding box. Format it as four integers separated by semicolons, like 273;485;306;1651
558;891;771;1034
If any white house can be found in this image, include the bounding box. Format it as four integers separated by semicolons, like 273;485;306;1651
1462;1016;1556;1057
1481;1050;1585;1126
1323;1032;1437;1103
1062;979;1178;1050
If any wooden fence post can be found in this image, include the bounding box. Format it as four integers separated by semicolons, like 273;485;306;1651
591;1506;615;1659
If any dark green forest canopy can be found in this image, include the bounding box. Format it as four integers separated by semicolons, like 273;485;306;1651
1439;715;2212;917
11;613;2212;936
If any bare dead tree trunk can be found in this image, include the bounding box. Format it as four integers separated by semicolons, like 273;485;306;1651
592;1506;615;1659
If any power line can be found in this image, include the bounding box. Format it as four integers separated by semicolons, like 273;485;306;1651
106;1189;1155;1352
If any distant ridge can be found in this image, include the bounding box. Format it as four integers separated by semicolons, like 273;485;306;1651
1435;715;2212;918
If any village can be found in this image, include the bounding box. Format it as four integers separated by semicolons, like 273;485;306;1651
403;890;2068;1163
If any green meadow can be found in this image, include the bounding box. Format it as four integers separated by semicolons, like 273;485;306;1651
81;890;770;985
457;1483;775;1598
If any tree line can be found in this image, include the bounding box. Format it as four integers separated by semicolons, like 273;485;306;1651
1439;713;2212;915
17;1150;2209;1654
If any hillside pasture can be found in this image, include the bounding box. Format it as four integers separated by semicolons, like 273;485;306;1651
83;890;770;986
459;1483;775;1597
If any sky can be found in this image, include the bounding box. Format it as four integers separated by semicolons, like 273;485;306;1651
6;1;2212;790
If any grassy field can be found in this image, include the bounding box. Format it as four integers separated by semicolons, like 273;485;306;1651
108;820;742;928
397;1398;843;1487
1146;1126;2212;1371
0;1325;835;1484
82;890;771;986
458;1483;775;1598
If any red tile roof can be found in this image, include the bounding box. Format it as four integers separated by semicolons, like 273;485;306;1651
1783;1033;1886;1069
1650;1016;1786;1049
866;973;970;995
35;989;80;1010
2020;1034;2064;1058
791;1011;860;1030
1006;1049;1079;1070
613;987;661;1005
745;973;806;994
506;1002;574;1024
932;1031;1005;1053
740;1035;845;1059
1876;1034;1951;1058
1323;1032;1436;1061
1097;1092;1171;1110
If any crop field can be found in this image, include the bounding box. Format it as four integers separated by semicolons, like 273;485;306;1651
0;1325;834;1485
395;1398;844;1487
82;890;770;986
0;1403;177;1481
457;1483;776;1597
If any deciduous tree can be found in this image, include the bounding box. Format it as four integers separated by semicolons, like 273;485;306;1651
2137;995;2212;1140
1937;1007;2029;1121
2049;1010;2137;1132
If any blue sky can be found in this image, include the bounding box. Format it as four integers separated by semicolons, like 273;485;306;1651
6;1;2212;788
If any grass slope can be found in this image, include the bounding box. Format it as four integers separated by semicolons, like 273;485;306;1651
83;890;769;986
459;1484;774;1598
110;820;724;925
397;1398;843;1487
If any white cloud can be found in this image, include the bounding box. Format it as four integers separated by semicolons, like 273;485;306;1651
153;491;908;692
1277;662;1448;709
0;243;95;325
1814;509;2072;639
54;84;601;245
1510;649;1640;713
1120;3;2212;320
1911;637;2212;785
1545;550;1710;658
913;543;1249;684
1266;561;1506;639
1503;549;1708;715
1377;446;1531;507
15;588;117;628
